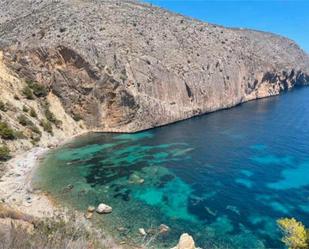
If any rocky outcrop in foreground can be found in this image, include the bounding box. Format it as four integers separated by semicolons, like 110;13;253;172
172;233;198;249
1;0;309;135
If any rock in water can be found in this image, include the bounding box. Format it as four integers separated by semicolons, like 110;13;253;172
0;0;309;133
159;224;170;234
128;173;144;184
96;203;112;214
87;206;96;212
172;233;196;249
138;228;147;236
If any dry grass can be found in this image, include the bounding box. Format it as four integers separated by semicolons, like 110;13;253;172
0;204;121;249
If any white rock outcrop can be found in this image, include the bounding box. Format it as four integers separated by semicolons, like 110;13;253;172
172;233;196;249
96;203;112;214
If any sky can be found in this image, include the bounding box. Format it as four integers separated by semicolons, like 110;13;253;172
143;0;309;53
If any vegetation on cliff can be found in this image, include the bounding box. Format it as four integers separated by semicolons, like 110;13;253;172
0;121;16;140
1;0;309;133
0;145;10;161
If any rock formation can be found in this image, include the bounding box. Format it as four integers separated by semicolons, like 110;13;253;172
172;233;197;249
0;0;309;138
96;203;113;214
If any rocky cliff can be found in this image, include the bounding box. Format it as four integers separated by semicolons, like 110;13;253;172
1;0;309;138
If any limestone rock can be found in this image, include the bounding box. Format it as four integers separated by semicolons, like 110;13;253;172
0;0;309;134
128;173;144;184
87;206;96;212
85;212;93;219
138;228;147;236
172;233;196;249
96;203;112;214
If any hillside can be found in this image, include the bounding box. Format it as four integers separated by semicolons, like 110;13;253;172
0;0;309;156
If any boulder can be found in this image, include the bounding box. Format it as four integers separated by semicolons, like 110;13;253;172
96;203;112;214
172;233;196;249
159;224;170;234
87;206;95;212
128;174;144;184
85;212;93;219
139;228;147;236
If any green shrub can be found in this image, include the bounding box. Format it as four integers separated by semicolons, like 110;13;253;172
0;101;7;112
0;145;10;161
45;108;56;122
277;218;309;249
0;122;16;140
17;115;33;127
26;80;48;97
72;113;82;121
30;128;41;144
31;136;41;145
14;131;26;139
22;86;34;100
44;108;61;126
29;107;37;118
22;105;29;113
40;119;53;134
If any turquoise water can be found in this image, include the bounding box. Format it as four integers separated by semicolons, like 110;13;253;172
34;87;309;248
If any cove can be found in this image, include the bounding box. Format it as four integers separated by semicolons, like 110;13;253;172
33;87;309;249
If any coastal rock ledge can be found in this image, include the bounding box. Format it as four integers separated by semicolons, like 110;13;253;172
1;0;309;133
171;233;198;249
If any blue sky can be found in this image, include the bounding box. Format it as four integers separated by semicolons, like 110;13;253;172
144;0;309;53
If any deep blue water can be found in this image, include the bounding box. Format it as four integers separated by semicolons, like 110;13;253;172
34;87;309;248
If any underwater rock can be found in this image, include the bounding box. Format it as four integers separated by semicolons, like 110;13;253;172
205;206;217;216
62;184;74;193
87;206;95;212
139;228;147;236
172;233;196;249
128;173;144;184
159;224;170;234
96;203;112;214
117;227;126;232
226;205;240;215
158;174;175;188
146;228;157;235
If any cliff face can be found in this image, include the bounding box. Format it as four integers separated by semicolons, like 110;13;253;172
1;0;309;134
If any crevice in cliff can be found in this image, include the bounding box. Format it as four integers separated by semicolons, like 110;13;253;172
184;82;194;101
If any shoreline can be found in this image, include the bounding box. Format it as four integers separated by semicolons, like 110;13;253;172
0;146;56;217
0;133;129;249
0;130;90;217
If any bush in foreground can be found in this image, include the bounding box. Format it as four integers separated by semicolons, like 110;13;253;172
277;218;309;249
0;208;118;249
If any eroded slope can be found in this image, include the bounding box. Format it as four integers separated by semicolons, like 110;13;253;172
1;0;309;134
